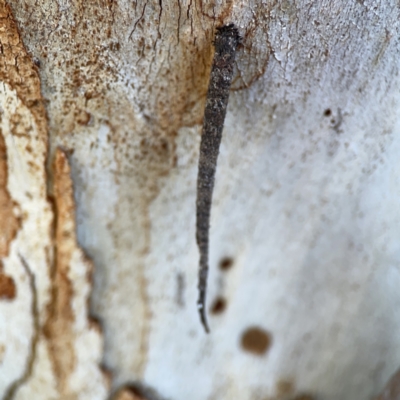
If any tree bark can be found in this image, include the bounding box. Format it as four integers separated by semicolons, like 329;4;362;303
1;1;400;399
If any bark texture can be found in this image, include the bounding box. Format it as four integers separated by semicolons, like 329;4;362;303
1;1;400;400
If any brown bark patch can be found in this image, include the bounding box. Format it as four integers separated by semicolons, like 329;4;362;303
43;149;77;395
0;124;20;302
0;1;47;129
0;268;16;299
0;130;20;259
0;0;46;306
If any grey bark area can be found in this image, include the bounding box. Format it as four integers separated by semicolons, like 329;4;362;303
2;1;400;400
196;24;240;333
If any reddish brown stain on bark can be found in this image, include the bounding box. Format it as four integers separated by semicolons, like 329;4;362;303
0;264;16;299
43;149;77;396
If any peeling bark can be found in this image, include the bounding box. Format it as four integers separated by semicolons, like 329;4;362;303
0;74;20;300
40;149;109;399
43;149;79;396
0;130;20;259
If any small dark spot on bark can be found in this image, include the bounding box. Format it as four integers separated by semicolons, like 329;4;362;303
240;326;272;356
219;256;234;271
324;108;332;116
160;138;168;152
210;296;227;314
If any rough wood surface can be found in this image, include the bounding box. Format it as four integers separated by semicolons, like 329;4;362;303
1;1;400;399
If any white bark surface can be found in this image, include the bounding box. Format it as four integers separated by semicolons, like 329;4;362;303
1;1;400;399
